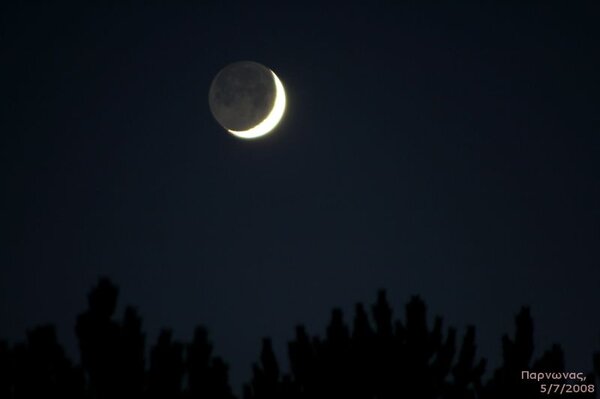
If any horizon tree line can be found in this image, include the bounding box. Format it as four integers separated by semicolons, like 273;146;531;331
1;277;598;398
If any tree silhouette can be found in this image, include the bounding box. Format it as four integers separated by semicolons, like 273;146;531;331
187;326;235;399
73;277;234;398
148;329;184;398
0;278;597;398
243;291;489;399
2;325;84;399
75;277;124;397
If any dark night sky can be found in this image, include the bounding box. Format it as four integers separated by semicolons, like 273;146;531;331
1;2;599;391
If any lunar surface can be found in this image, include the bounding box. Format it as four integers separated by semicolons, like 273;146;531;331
208;61;286;139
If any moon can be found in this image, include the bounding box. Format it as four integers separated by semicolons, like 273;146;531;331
208;61;286;139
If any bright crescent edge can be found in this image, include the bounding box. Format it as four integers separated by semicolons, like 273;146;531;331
227;70;286;139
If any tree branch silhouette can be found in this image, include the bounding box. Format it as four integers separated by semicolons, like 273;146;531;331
1;278;597;398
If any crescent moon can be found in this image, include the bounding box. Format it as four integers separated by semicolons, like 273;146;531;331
227;70;286;139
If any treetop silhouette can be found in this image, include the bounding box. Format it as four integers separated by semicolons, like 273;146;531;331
1;279;598;398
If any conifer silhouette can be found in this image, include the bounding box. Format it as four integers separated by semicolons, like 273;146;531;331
0;278;597;398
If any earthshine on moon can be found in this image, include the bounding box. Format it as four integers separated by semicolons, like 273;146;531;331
208;61;286;139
